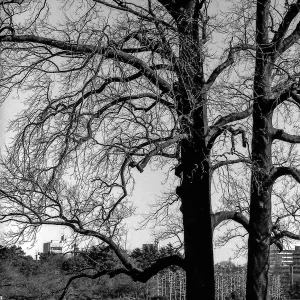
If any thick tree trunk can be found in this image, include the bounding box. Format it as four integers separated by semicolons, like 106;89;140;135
246;64;273;299
173;2;214;299
177;144;214;300
247;2;272;299
246;113;272;300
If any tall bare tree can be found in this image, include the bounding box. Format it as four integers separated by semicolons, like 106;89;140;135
246;1;300;299
133;3;300;300
0;1;263;299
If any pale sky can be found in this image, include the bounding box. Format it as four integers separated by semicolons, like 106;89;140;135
0;91;245;263
0;0;246;264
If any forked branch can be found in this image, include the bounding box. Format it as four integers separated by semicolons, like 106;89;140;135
58;254;184;300
269;166;300;185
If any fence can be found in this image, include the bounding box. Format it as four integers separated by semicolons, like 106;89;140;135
148;269;283;300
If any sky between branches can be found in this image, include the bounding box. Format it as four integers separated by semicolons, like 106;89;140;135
0;0;255;264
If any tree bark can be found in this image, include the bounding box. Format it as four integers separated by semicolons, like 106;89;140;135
173;2;215;299
246;112;272;300
178;139;214;300
246;1;273;299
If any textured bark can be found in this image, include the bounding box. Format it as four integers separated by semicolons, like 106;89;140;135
246;1;272;299
173;2;215;298
246;113;273;300
246;1;300;298
178;141;214;300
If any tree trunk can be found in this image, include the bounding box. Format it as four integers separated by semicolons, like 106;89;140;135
247;2;272;299
173;2;214;299
246;113;272;300
177;137;214;300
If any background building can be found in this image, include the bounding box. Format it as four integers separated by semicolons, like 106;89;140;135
270;244;300;293
43;240;63;254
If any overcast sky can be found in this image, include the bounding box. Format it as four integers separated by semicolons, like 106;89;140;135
0;0;247;264
0;82;246;263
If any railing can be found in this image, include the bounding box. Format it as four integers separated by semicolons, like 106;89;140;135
147;269;283;300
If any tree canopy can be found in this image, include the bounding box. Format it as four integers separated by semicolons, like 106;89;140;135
3;1;300;300
0;1;255;299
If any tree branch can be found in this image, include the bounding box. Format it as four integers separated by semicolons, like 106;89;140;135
271;0;300;54
271;229;300;252
211;211;249;231
271;127;300;143
156;0;181;20
212;211;284;251
207;105;253;149
270;80;300;111
205;44;256;89
59;270;110;300
59;254;185;300
269;166;300;185
278;20;300;55
276;230;300;241
0;25;15;36
211;106;253;128
0;199;136;273
0;35;172;94
92;0;175;29
207;122;250;151
211;158;251;172
129;135;185;172
0;0;23;4
227;126;248;151
131;31;175;62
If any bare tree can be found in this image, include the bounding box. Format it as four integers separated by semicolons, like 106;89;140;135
244;1;300;299
0;1;263;299
131;3;300;300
